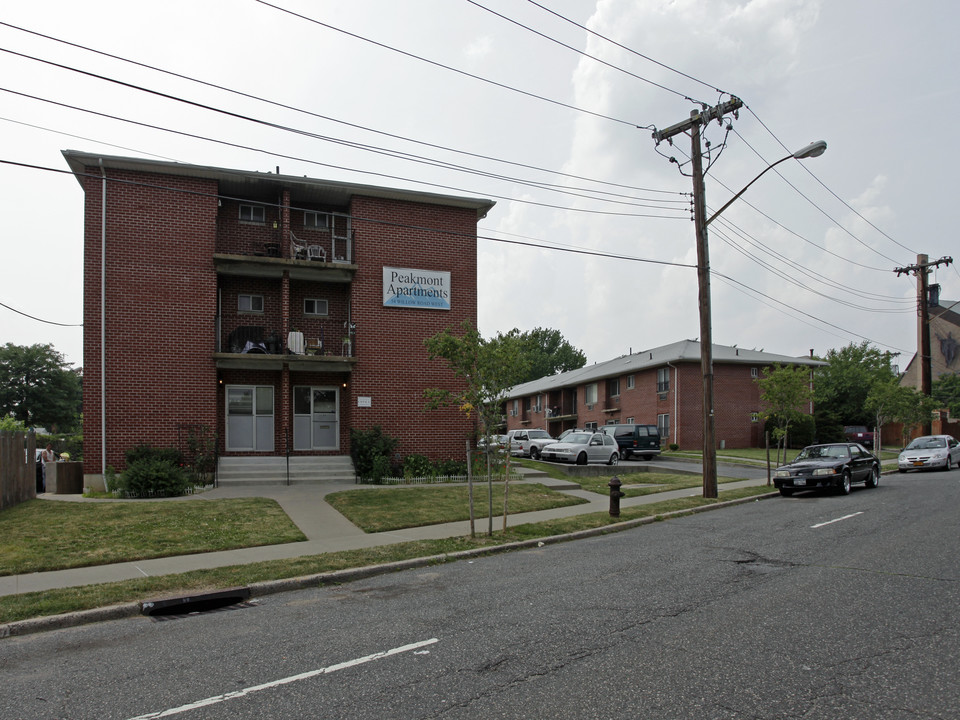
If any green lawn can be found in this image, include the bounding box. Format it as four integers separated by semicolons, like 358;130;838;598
0;484;775;625
325;483;589;533
573;471;753;497
0;498;306;576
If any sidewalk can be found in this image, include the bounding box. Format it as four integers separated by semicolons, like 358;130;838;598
0;466;774;598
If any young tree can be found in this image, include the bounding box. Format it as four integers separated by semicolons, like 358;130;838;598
0;343;82;432
756;363;814;466
891;387;939;447
424;321;530;536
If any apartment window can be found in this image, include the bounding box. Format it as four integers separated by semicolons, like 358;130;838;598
304;211;329;229
750;412;760;423
238;294;263;313
657;367;670;393
750;367;759;378
585;421;598;431
534;394;542;413
626;374;635;390
303;298;328;316
608;378;620;397
657;413;670;439
585;383;598;405
523;397;531;413
511;399;518;417
626;417;634;424
606;419;619;425
239;204;265;223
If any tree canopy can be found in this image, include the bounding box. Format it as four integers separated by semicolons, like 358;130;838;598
813;341;899;437
0;343;82;432
486;327;586;385
932;373;960;415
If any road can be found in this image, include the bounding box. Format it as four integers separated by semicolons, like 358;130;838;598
2;470;958;719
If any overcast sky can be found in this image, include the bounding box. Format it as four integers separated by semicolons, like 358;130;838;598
2;0;957;372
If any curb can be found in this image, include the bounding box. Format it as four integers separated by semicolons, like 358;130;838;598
0;490;778;639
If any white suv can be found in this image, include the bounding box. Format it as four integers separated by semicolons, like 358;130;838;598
509;429;556;459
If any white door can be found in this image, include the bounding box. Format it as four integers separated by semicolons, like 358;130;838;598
293;386;339;450
226;386;274;452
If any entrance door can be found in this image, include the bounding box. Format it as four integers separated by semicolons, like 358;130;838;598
226;385;275;451
293;386;339;451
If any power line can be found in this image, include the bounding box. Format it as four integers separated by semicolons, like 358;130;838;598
0;300;81;327
0;19;684;198
253;0;643;128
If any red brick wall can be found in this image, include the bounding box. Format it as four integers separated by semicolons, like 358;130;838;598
82;168;219;473
348;196;477;460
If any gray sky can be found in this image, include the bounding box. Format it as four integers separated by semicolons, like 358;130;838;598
2;0;957;372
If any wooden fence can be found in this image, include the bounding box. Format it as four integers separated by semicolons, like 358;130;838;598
0;430;36;511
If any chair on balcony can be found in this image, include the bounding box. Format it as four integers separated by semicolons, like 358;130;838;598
290;233;308;260
307;244;327;262
305;338;323;355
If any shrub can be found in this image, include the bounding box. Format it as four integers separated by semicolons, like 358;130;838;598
369;455;392;484
350;426;399;479
115;456;190;497
668;443;679;451
125;443;183;466
403;454;434;478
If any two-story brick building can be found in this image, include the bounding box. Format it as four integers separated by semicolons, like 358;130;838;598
503;340;825;449
64;150;494;486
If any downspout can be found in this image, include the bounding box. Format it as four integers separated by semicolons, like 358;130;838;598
666;361;678;444
99;159;107;482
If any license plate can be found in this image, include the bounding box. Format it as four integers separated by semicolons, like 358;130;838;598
794;479;806;486
912;461;924;466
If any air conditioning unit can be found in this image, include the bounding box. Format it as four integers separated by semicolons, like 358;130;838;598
658;392;667;401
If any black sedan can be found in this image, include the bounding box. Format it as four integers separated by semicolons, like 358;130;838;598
773;443;880;497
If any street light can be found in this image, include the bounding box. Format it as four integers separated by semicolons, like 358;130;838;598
697;140;828;498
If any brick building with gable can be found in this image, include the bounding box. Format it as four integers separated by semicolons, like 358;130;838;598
64;151;493;486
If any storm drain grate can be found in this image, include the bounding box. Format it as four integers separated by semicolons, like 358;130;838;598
141;587;254;621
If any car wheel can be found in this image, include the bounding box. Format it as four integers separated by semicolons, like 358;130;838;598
619;449;628;461
576;452;587;466
530;446;540;460
866;465;880;488
944;456;953;472
839;470;852;495
898;468;906;474
779;487;794;497
609;452;619;466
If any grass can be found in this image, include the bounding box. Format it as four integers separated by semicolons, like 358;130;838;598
573;471;755;497
325;483;589;533
0;498;307;576
0;484;775;625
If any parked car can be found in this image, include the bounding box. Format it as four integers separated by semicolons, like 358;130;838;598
477;434;509;452
509;429;556;460
842;425;875;448
898;435;960;472
600;424;661;461
773;443;880;497
540;431;619;466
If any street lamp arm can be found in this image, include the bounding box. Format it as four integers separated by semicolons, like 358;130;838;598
705;154;792;227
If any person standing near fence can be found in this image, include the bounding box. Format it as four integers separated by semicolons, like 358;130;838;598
40;443;56;492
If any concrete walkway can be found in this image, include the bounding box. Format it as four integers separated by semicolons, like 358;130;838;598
0;464;774;598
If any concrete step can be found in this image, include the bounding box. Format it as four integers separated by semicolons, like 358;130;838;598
217;455;355;485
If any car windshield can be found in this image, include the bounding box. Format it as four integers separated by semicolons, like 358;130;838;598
906;437;946;450
564;433;591;444
796;445;849;460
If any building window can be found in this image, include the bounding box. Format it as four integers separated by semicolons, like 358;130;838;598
304;211;329;229
658;413;670;439
657;367;670;393
585;421;598;431
523;397;531;413
626;374;635;390
534;394;542;413
303;298;328;316
239;204;265;223
238;294;263;313
585;383;598;405
608;378;620;397
751;367;759;378
510;399;518;417
750;412;760;423
626;417;634;424
606;419;619;425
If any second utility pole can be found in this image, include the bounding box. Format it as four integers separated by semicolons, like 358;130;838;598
654;98;742;498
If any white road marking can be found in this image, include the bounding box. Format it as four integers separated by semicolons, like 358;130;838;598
126;637;439;719
812;512;863;528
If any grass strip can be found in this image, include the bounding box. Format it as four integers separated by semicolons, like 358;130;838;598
0;498;306;576
0;485;773;625
325;483;588;533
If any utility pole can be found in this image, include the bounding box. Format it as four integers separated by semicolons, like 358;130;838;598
895;254;953;434
653;97;742;499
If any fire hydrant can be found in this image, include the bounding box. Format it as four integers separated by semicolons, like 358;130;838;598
608;476;625;517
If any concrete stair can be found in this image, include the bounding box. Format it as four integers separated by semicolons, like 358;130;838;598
217;455;356;486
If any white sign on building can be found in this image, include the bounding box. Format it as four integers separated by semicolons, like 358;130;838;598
382;267;450;310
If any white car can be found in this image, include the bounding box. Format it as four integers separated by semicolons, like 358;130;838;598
509;429;556;460
898;435;960;472
540;432;619;466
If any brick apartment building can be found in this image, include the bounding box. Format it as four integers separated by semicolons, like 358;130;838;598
503;340;826;449
64;151;494;485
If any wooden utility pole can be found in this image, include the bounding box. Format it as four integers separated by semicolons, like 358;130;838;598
653;98;742;499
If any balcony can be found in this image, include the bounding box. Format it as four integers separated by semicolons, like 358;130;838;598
214;321;357;372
